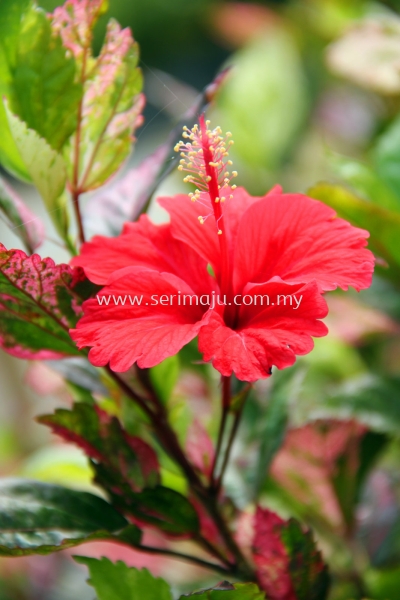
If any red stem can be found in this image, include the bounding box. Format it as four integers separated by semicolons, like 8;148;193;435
210;376;231;487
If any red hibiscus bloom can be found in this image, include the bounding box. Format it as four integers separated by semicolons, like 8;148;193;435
70;116;374;381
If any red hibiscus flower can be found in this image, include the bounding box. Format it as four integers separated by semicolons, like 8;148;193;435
70;116;374;381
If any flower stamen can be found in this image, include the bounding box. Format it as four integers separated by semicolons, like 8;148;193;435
174;121;238;204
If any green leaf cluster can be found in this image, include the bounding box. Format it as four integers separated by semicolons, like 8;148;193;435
76;557;266;600
0;479;138;556
39;402;200;536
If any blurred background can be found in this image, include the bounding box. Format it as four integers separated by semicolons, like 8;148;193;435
2;0;400;598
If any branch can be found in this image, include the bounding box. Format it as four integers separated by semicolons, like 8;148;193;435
137;544;232;577
210;376;231;487
108;369;255;580
70;39;91;245
214;387;251;495
72;189;86;245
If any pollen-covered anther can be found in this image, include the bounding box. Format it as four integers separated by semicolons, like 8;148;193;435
217;229;223;235
177;118;238;203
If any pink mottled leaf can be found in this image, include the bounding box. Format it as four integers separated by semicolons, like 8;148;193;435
0;244;91;359
270;419;367;532
51;0;107;60
38;402;160;493
0;177;44;253
253;508;330;600
50;0;145;192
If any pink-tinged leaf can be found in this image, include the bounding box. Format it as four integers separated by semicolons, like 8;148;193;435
253;508;330;600
50;2;145;192
51;0;107;60
270;420;367;532
40;402;198;538
0;245;91;359
82;67;230;236
84;145;170;237
38;402;160;493
325;295;400;344
253;509;297;600
0;178;44;253
186;419;214;478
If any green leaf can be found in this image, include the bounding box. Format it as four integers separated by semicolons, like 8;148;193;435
331;155;400;212
314;375;400;434
150;356;179;404
0;479;137;556
0;0;82;177
365;566;400;600
0;176;44;253
75;557;173;600
179;582;265;599
309;182;400;282
0;245;86;359
253;366;305;499
215;29;308;193
4;103;70;241
38;402;160;492
374;114;400;200
12;7;82;152
96;473;200;536
0;0;31;179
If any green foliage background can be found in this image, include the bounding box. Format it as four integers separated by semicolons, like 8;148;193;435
1;1;400;599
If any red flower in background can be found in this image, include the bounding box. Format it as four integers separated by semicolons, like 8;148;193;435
70;116;374;381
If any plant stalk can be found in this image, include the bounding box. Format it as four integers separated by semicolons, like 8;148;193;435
108;369;255;580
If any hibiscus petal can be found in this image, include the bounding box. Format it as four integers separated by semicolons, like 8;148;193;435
233;191;374;293
70;270;210;371
71;215;214;296
158;186;264;280
198;281;328;381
